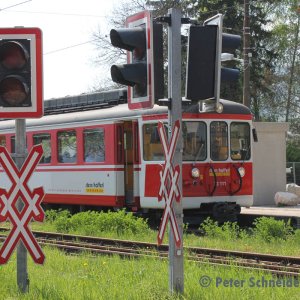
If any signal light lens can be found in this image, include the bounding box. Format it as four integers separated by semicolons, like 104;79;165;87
0;41;29;70
110;63;147;97
111;65;135;87
0;76;29;106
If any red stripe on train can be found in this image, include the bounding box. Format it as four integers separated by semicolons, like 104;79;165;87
43;194;125;207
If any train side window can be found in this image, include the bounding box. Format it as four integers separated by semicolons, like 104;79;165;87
33;133;51;163
183;121;207;161
230;122;251;161
143;123;164;161
210;121;228;161
57;130;77;163
0;135;6;147
84;128;105;162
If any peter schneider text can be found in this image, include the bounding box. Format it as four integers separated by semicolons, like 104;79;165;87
199;275;300;288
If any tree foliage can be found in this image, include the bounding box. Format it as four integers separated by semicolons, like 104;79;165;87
259;0;299;131
287;138;300;162
91;0;299;133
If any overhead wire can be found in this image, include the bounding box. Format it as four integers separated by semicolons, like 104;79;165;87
44;39;98;55
4;10;106;18
0;0;32;11
0;3;245;56
0;6;107;55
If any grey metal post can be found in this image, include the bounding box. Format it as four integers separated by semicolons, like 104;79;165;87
167;8;184;294
15;119;29;293
243;0;251;108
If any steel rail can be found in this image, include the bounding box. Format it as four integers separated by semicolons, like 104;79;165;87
0;229;299;277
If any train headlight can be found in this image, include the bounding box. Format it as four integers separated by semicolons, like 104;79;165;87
238;167;245;177
191;167;200;178
216;103;224;113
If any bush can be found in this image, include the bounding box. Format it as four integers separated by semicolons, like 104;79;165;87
47;209;150;236
200;218;245;240
45;209;72;232
52;210;72;232
291;229;300;242
252;217;293;242
45;209;58;223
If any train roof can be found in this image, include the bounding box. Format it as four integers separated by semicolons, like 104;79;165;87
0;97;251;132
0;104;167;131
185;99;251;115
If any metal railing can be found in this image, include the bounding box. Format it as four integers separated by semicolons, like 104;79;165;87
286;162;300;185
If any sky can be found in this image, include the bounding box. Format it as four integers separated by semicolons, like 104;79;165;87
0;0;119;100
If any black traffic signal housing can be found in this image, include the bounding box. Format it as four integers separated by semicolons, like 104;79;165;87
185;26;217;103
0;39;31;107
185;14;241;111
0;27;43;118
110;27;147;97
110;11;164;110
220;33;241;82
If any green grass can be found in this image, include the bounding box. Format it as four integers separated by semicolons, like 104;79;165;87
0;247;299;299
28;210;300;257
1;211;300;299
183;217;300;256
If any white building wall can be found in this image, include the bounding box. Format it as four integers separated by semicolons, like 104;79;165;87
253;122;289;206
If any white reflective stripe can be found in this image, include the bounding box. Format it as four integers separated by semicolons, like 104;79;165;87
0;147;43;261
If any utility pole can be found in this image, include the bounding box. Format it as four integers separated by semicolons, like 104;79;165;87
167;8;184;294
15;119;29;293
243;0;251;108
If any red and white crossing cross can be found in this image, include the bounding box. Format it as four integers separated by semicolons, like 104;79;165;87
157;120;181;247
0;145;45;264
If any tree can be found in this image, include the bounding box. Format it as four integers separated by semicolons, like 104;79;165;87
287;136;300;162
91;0;188;92
91;0;298;128
259;1;299;130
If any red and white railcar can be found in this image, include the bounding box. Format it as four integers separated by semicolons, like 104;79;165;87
0;94;255;222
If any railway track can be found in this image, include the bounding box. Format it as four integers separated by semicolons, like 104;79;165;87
0;229;299;277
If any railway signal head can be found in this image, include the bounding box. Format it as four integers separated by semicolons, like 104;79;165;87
185;14;241;112
0;40;30;107
0;28;43;118
110;27;147;95
110;10;163;110
220;32;241;82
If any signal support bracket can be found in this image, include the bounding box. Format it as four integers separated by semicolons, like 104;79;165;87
155;15;172;25
158;98;172;110
155;16;197;26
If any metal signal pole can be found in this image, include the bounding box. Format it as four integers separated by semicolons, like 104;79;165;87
15;119;29;293
243;0;251;108
167;8;184;294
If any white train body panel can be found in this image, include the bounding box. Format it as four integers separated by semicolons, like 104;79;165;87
0;100;254;212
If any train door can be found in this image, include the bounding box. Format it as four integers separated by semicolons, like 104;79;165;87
123;121;134;205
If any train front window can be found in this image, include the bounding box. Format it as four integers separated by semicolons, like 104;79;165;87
210;121;228;161
143;123;164;161
57;130;77;163
33;133;51;163
230;122;251;160
84;128;105;162
183;121;207;161
143;122;207;162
